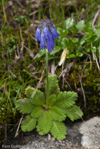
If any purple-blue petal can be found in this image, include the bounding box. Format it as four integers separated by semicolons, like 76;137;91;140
40;33;46;49
47;33;55;52
35;28;41;41
43;27;51;39
53;24;55;29
44;27;57;52
51;28;60;39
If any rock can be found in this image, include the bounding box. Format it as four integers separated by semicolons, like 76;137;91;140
79;117;100;149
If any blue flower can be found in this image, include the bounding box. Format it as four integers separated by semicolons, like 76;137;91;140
35;20;59;52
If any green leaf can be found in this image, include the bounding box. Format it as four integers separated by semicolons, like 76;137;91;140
57;28;63;34
76;20;85;30
21;116;36;132
49;106;66;121
47;94;57;106
50;46;61;55
38;111;52;134
67;54;76;58
84;32;92;40
47;55;58;60
76;52;84;57
71;38;79;43
84;22;92;32
65;17;74;29
94;28;100;37
31;89;45;106
50;121;66;140
79;37;85;46
85;48;90;52
36;125;45;135
55;91;78;108
91;46;97;52
31;107;43;118
16;98;34;114
15;16;25;23
65;105;83;121
71;24;78;34
25;87;35;98
45;75;60;95
36;49;46;58
61;38;69;47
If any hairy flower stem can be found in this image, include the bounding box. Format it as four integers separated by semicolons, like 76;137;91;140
46;49;49;108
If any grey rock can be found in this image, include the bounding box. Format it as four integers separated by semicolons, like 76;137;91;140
79;117;100;149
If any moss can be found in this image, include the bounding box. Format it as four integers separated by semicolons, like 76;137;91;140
65;64;100;119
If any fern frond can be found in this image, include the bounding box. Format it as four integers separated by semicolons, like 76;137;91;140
45;75;60;95
55;91;78;108
38;111;52;134
16;98;35;114
31;107;43;118
21;115;36;132
50;121;66;140
49;106;66;121
65;105;83;121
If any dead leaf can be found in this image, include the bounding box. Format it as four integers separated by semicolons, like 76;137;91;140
59;48;67;66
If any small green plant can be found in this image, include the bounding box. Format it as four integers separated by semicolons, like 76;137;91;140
15;16;26;24
16;75;83;140
16;20;83;140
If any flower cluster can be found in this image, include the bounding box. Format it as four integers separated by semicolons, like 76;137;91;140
35;20;59;52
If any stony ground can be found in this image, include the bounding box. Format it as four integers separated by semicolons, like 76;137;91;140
20;123;83;149
1;117;100;149
20;117;100;149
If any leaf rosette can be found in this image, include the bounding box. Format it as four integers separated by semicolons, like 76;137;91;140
16;75;83;140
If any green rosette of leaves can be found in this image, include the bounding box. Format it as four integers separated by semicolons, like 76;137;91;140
16;75;83;140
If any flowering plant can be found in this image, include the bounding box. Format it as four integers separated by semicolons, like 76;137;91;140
16;20;83;140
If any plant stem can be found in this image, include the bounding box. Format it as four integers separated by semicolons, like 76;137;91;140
2;0;7;22
46;49;49;107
